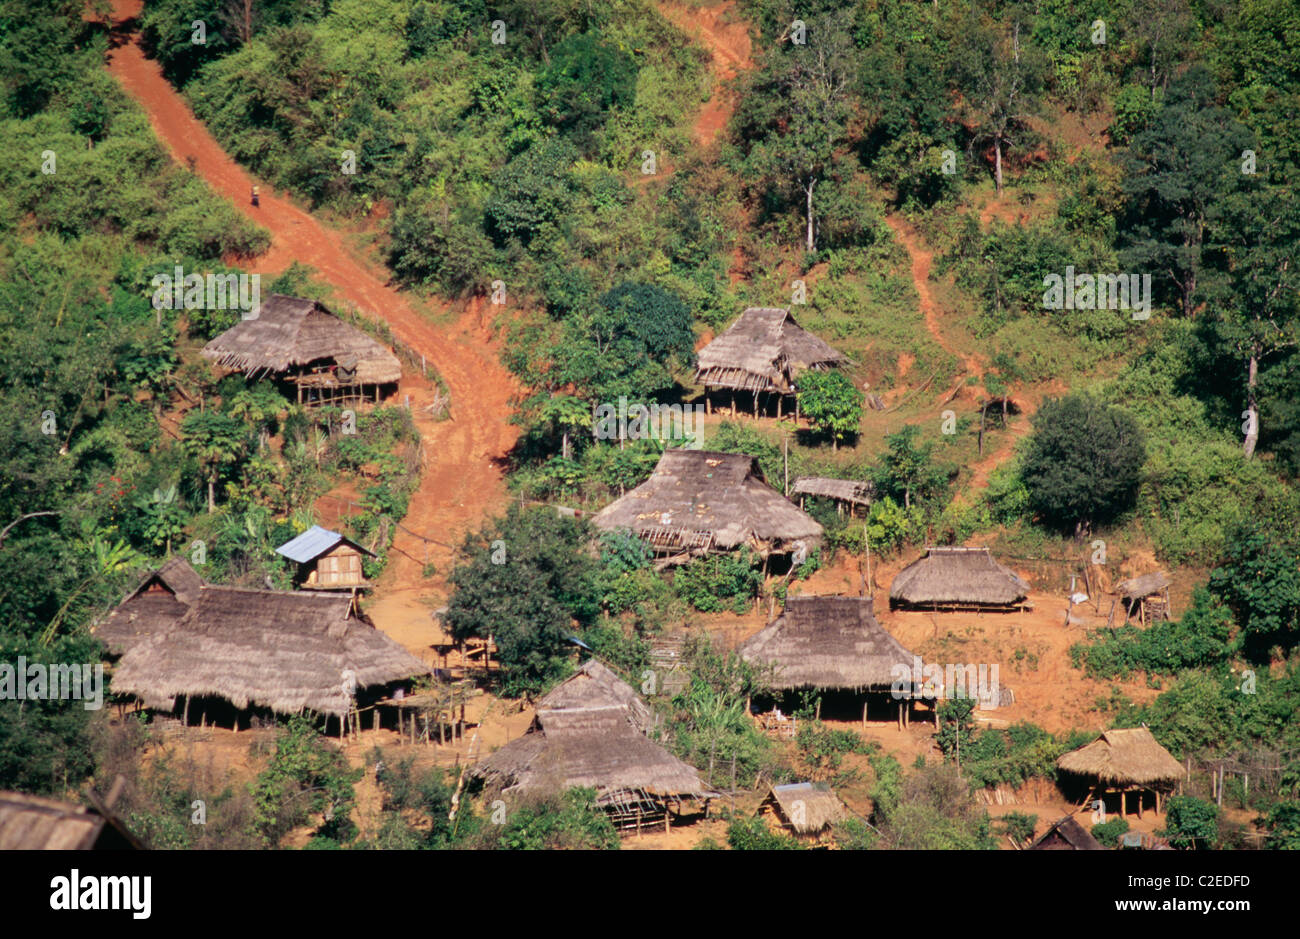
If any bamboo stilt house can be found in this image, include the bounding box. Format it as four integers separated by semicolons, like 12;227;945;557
791;476;874;515
110;586;431;722
1028;814;1104;850
695;307;847;417
275;525;375;591
740;595;922;726
0;792;138;850
94;557;204;656
757;782;848;840
889;546;1030;611
201;294;401;406
1057;727;1186;818
1109;570;1173;626
591;450;822;562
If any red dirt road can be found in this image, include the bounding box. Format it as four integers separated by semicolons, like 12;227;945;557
104;1;518;626
657;1;752;148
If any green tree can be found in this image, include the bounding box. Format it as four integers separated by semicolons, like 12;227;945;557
797;369;861;451
251;715;363;847
873;425;949;509
535;31;638;151
1020;395;1145;535
444;504;600;695
181;410;248;513
1208;523;1300;658
1163;794;1219;849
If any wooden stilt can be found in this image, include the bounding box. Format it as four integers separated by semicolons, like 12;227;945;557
815;698;821;720
182;695;189;726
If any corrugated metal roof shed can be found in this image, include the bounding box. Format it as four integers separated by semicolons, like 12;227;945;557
275;525;373;563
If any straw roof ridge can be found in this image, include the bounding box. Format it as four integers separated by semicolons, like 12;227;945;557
471;704;717;800
1029;814;1105;850
1113;570;1171;599
0;792;113;850
94;557;205;656
889;545;1030;607
695;307;848;393
791;476;874;505
766;782;849;835
110;585;431;717
201;294;401;383
740;595;917;691
1056;727;1185;786
591;449;823;554
536;659;655;734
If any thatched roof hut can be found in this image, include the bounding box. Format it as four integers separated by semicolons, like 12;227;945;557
740;596;916;692
1029;814;1104;850
470;705;716;804
790;477;874;507
95;557;204;656
758;782;848;837
0;792;137;850
536;659;656;734
1114;571;1171;601
889;546;1030;611
1057;728;1185;788
111;586;430;718
201;294;401;403
1109;570;1173;626
591;450;822;559
695;307;847;394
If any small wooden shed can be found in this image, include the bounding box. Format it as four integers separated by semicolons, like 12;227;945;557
1028;814;1104;850
0;791;139;850
275;525;374;590
1108;571;1172;626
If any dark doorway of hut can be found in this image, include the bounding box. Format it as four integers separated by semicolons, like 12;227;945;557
751;689;929;732
702;388;798;421
169;694;278;733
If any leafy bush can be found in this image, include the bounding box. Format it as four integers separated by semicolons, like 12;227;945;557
1091;816;1129;848
672;549;763;613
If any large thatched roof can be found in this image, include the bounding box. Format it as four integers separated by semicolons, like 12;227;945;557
1057;728;1185;786
740;595;916;691
889;546;1030;609
94;557;204;656
763;782;849;835
591;450;822;556
695;307;848;393
0;792;135;850
1029;814;1104;850
201;294;402;383
470;705;716;801
110;586;430;717
536;660;655;734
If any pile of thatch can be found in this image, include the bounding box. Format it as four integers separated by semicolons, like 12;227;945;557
695;307;848;393
95;557;204;656
1056;728;1185;787
536;659;656;734
0;792;134;850
1114;571;1171;601
592;450;822;557
791;476;874;507
110;586;430;717
889;546;1030;610
761;782;849;836
470;705;716;800
740;595;916;691
201;294;401;383
1029;814;1104;850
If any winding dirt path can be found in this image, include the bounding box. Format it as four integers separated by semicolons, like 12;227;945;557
656;1;752;148
104;1;518;633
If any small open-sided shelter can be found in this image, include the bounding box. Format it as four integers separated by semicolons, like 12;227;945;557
110;585;430;732
1108;571;1172;626
740;595;922;727
1057;727;1185;818
471;704;717;834
1028;814;1104;850
275;525;374;591
201;294;401;406
591;449;822;564
757;782;849;840
889;546;1030;612
695;307;848;418
0;792;138;850
95;557;203;656
791;476;874;516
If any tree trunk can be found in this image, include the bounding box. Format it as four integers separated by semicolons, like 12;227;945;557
805;178;816;252
994;138;1004;195
1243;353;1259;459
561;429;570;461
207;475;215;514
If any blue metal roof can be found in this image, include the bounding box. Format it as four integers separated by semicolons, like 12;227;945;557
276;525;352;563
